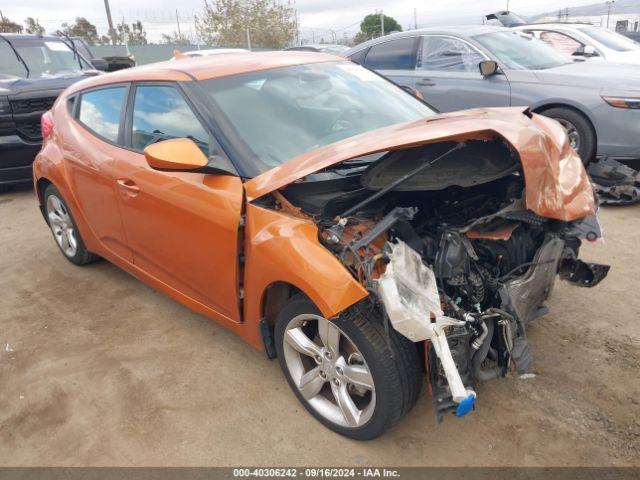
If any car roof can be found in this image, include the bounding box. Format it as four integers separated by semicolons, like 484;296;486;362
184;48;249;55
0;33;67;41
411;25;507;36
345;25;507;53
517;23;593;29
293;44;343;48
65;51;343;94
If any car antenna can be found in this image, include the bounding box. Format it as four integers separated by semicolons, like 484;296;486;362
0;34;30;78
337;141;466;219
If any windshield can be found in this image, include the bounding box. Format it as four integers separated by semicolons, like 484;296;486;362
319;45;349;55
200;61;436;177
579;26;640;52
473;30;571;70
0;38;86;78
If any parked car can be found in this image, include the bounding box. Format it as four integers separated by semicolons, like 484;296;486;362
171;48;250;60
514;23;640;64
285;44;349;55
0;33;100;188
486;11;640;64
67;36;135;72
33;52;608;439
345;26;640;164
484;11;528;27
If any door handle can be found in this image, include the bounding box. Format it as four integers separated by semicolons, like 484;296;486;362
416;78;435;87
117;178;140;196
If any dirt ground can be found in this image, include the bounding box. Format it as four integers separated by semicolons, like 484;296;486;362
1;185;639;467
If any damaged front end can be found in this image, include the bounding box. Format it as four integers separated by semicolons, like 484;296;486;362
318;195;608;421
250;109;610;422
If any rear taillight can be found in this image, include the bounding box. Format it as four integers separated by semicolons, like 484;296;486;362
41;111;54;140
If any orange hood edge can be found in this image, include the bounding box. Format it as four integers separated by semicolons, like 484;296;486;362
244;107;595;222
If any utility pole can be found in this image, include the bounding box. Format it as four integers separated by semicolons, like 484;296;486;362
176;10;182;39
380;10;385;36
246;27;251;50
606;1;615;29
506;0;510;10
414;8;417;30
194;15;200;49
103;0;117;45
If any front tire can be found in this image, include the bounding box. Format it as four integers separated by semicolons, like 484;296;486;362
540;107;596;165
274;295;422;440
43;184;97;266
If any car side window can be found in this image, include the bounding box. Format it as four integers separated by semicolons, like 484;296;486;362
78;86;126;143
419;36;485;72
131;85;209;153
349;48;369;65
534;30;583;56
364;37;418;70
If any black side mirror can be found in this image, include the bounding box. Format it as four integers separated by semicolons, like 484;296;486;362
479;60;499;76
573;45;598;57
90;58;109;71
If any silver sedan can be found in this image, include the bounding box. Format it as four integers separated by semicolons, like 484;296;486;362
345;25;640;164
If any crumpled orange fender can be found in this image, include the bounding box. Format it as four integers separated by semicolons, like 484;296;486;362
242;203;368;347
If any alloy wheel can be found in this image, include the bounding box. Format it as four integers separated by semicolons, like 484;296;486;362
556;118;581;152
46;194;78;258
282;314;376;428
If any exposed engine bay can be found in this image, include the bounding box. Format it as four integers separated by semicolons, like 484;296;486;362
271;138;610;420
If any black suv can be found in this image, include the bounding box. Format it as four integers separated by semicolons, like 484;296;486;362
0;34;100;188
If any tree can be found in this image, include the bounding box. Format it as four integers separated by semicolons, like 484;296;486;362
61;17;100;44
161;31;192;45
0;15;23;33
25;17;45;35
353;31;369;45
196;0;295;49
115;20;147;45
358;13;402;40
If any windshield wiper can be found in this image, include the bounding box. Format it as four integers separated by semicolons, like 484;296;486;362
0;34;30;78
55;32;88;70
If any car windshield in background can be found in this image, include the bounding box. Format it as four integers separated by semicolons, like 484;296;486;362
0;38;84;78
579;26;640;52
319;45;350;55
473;30;571;70
201;61;436;176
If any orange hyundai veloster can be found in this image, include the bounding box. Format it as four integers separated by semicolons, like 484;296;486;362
34;52;609;439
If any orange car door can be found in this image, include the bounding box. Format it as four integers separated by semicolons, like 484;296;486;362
113;83;243;323
65;85;133;262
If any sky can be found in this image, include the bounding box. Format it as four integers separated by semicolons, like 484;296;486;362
0;0;615;43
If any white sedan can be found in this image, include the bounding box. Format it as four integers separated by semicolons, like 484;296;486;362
515;23;640;64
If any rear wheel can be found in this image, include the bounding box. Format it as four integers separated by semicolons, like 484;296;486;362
44;185;97;266
274;295;422;440
540;107;596;164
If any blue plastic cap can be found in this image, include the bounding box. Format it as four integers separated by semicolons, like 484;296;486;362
456;394;476;417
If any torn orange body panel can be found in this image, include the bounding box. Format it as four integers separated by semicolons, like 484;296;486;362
245;107;595;222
